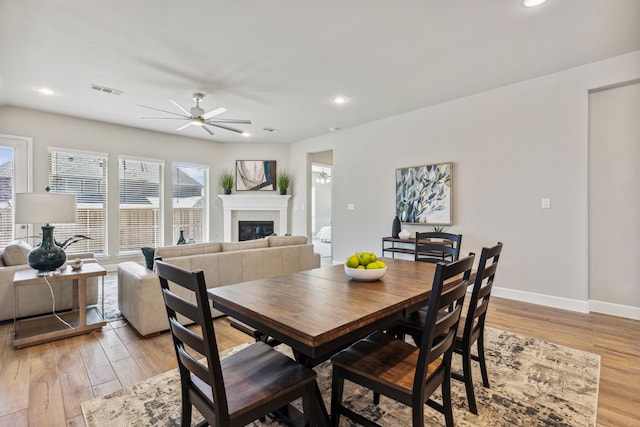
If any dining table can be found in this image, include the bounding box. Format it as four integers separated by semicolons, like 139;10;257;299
208;257;454;425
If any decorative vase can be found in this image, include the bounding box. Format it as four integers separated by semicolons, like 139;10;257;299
223;189;231;195
280;189;287;195
392;216;401;238
27;225;67;272
177;230;187;245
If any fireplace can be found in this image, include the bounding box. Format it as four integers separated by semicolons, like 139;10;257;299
219;195;291;242
239;221;274;241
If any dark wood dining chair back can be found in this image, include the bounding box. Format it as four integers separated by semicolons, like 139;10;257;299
156;260;318;427
414;231;462;264
331;254;475;427
453;241;503;414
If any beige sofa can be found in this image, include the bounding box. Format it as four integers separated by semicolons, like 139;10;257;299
118;235;320;337
0;240;99;321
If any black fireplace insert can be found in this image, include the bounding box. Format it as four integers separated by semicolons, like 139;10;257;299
238;221;274;241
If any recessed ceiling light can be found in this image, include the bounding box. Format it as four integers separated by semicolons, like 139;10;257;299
242;132;251;137
522;0;547;7
333;96;348;105
36;87;55;95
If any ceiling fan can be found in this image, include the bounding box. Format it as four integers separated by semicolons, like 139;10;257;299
138;93;251;136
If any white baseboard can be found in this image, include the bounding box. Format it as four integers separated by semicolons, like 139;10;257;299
589;299;640;320
493;286;640;320
492;286;590;313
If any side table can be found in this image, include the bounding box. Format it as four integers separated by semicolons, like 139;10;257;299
13;263;107;348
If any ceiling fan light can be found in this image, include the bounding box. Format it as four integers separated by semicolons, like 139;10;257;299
190;117;205;126
522;0;547;7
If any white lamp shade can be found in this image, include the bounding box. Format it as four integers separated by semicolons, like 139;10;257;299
15;192;77;224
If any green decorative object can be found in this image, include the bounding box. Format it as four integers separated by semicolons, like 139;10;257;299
177;230;187;245
277;169;291;195
219;169;234;195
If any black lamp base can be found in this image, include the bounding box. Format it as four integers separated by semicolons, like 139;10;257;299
27;225;67;273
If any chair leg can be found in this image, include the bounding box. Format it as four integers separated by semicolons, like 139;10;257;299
302;382;317;427
477;333;490;388
412;397;424;427
442;374;454;427
330;367;344;427
462;346;478;415
180;396;192;427
373;391;380;405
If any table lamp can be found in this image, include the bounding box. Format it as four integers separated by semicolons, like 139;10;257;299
15;191;77;273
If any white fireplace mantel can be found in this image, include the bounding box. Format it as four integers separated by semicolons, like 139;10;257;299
218;194;291;242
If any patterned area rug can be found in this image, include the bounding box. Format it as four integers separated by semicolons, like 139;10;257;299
82;327;600;426
98;273;121;321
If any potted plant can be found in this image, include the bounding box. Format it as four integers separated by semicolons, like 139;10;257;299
432;226;446;233
219;169;234;195
277;169;291;195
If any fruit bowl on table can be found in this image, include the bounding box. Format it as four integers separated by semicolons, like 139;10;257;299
344;265;387;281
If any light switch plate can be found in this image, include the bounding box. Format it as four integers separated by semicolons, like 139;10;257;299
541;198;551;209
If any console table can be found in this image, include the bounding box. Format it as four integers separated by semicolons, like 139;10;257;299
13;263;106;348
382;236;453;260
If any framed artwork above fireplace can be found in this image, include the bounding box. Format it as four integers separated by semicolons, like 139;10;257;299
236;160;276;191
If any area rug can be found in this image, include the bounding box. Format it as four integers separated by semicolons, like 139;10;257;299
82;327;600;426
98;273;122;321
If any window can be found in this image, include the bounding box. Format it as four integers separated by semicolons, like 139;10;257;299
119;156;164;254
172;162;208;243
0;146;15;247
48;148;108;256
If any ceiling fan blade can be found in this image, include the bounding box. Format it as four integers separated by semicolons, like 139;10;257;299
138;104;190;118
176;123;191;131
202;125;215;135
203;107;227;119
209;123;245;134
207;118;252;124
169;99;192;116
141;117;191;120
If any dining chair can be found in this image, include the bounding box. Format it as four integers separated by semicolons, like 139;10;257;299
414;231;462;264
330;254;475;427
155;260;318;427
396;242;503;414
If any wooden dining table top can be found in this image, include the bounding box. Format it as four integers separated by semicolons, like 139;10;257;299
208;257;443;363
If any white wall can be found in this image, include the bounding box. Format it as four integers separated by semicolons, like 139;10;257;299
588;81;640;317
0;107;290;266
290;50;640;313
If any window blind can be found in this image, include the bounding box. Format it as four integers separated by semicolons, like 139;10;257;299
48;148;108;256
119;156;164;254
172;162;208;243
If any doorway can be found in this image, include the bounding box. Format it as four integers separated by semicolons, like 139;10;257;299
311;150;333;263
588;81;640;318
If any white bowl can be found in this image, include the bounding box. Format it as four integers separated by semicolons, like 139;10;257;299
344;265;387;281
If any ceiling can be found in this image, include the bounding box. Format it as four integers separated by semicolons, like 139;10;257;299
1;0;639;144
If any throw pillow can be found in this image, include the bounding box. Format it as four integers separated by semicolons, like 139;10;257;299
141;247;156;270
2;240;32;266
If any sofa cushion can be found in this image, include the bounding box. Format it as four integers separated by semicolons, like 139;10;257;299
268;235;308;247
157;242;222;259
2;240;32;266
221;238;269;252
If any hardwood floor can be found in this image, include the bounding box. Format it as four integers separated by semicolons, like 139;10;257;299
0;296;638;426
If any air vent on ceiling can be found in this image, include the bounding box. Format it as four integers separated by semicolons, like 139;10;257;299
262;127;281;132
90;84;124;96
